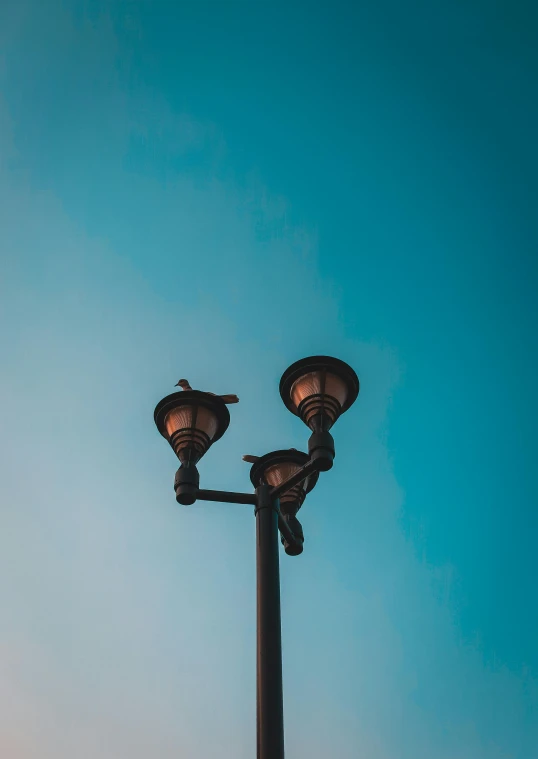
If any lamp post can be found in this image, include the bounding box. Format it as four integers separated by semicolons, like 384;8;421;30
154;356;359;759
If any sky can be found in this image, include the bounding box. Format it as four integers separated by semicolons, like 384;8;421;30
0;1;537;757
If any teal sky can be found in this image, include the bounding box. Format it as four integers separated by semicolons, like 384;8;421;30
1;1;537;757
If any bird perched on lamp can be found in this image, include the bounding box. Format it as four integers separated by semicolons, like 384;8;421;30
242;449;298;464
175;378;239;405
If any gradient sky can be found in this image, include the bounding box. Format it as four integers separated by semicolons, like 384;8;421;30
1;1;537;757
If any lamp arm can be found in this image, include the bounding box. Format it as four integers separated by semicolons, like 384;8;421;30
269;459;320;499
197;488;256;505
173;469;305;552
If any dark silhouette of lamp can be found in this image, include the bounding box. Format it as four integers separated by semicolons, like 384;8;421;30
279;356;359;471
154;390;230;504
248;449;319;555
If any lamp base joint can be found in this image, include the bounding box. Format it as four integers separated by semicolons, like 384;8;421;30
174;464;200;505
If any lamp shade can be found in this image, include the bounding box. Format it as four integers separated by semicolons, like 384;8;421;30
280;356;359;430
249;449;319;516
154;390;230;465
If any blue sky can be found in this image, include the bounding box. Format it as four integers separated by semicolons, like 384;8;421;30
1;1;537;757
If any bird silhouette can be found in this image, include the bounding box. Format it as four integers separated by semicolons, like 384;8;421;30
175;378;239;404
242;448;298;464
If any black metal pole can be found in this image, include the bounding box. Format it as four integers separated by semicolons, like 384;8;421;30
255;484;285;759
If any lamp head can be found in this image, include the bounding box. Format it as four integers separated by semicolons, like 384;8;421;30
154;390;230;467
279;355;359;433
248;449;319;517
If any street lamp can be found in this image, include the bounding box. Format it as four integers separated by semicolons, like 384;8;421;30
279;354;360;471
248;449;319;556
154;355;359;759
154;389;230;504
